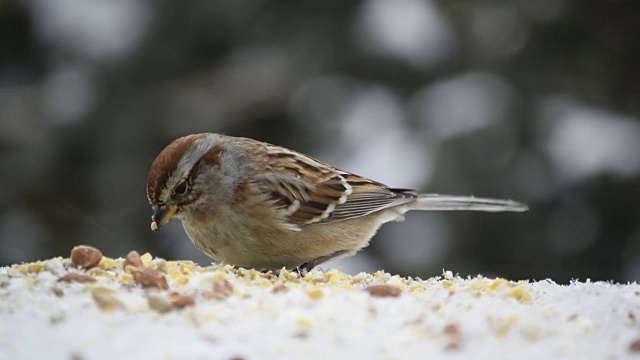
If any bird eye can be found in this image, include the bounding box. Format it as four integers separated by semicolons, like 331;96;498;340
173;181;188;196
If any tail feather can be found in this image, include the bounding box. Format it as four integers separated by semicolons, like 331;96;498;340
412;194;528;212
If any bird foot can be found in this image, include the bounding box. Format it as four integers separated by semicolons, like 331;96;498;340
297;250;348;273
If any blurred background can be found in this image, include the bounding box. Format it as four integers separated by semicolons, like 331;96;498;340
2;0;640;283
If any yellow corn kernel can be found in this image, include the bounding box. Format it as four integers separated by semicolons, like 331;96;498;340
509;288;531;302
98;257;115;270
307;288;324;300
140;253;153;266
254;277;272;288
28;262;44;273
485;278;508;291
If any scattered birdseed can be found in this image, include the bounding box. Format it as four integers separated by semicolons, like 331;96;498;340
365;284;401;298
306;288;324;300
91;289;125;312
123;250;143;269
70;246;103;269
58;272;97;283
169;292;195;308
130;266;169;290
444;323;461;350
147;293;173;313
2;248;640;359
272;283;288;293
210;279;233;300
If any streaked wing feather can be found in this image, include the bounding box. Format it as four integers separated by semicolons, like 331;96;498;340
254;146;414;226
329;187;416;221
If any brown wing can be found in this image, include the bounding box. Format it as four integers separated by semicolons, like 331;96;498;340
253;146;417;227
327;174;417;221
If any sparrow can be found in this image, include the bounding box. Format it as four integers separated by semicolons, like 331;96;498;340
146;133;527;271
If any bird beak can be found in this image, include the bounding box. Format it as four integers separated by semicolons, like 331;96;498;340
150;204;178;231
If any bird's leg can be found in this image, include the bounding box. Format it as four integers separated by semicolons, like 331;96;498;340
257;268;279;276
291;266;306;276
297;250;348;273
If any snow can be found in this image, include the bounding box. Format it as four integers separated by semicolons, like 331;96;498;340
1;256;639;360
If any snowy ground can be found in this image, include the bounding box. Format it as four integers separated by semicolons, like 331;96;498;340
1;253;640;360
